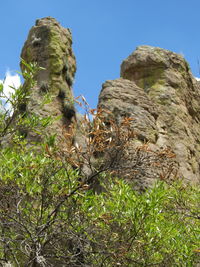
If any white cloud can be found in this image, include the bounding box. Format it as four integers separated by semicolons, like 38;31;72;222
195;77;200;81
0;70;21;98
0;70;21;112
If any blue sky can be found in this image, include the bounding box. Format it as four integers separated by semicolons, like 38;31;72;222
1;0;200;108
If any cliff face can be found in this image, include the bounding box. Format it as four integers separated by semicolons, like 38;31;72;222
98;46;200;185
20;17;76;143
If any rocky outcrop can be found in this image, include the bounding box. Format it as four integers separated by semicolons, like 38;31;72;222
98;46;200;185
8;17;200;187
19;17;76;143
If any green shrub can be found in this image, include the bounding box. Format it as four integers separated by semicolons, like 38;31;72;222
79;178;200;266
0;148;199;266
0;62;199;266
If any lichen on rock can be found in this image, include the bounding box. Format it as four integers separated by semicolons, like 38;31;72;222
19;17;77;143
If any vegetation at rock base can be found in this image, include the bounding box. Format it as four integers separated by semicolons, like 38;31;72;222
0;63;199;266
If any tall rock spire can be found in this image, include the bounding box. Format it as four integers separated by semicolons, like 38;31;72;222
19;17;76;143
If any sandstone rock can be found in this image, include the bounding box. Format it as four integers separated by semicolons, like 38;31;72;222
19;17;76;143
98;45;200;185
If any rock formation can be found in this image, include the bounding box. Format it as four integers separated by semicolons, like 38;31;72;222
98;45;200;185
19;17;76;143
2;17;200;267
9;17;200;187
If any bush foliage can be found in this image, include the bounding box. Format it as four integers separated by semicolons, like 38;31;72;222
0;63;199;266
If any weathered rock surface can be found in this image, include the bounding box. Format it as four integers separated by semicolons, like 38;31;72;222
99;78;158;143
20;17;76;143
98;45;200;185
